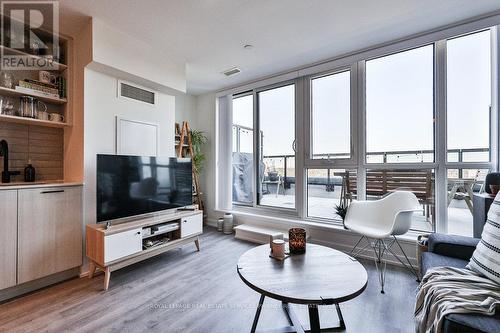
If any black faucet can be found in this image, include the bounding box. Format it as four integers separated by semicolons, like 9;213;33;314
0;140;20;183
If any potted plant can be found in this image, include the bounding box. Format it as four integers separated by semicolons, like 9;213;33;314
190;129;208;175
335;201;349;229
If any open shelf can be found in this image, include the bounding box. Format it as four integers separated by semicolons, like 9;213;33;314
0;114;68;128
142;224;180;240
0;86;67;105
0;45;68;72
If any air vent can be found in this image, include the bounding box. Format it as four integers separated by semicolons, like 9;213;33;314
119;82;156;105
223;67;241;77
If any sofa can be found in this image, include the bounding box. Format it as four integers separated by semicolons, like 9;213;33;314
420;233;500;333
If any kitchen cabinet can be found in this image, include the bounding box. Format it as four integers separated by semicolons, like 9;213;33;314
17;186;82;284
0;190;18;289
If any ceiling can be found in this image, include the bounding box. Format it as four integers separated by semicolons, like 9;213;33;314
59;0;500;95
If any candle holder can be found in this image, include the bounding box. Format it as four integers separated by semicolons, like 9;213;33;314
289;228;306;254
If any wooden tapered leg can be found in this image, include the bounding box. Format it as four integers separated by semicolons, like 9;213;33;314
195;237;200;251
103;267;111;291
88;261;96;279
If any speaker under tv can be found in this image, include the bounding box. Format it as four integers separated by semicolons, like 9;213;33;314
96;154;193;223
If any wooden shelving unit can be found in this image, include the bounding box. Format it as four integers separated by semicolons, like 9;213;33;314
0;45;68;72
0;114;68;128
0;35;69;128
0;22;75;183
0;86;67;105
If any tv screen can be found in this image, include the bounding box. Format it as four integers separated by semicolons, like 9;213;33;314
96;154;193;222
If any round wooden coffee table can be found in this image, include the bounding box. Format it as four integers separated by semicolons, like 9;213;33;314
237;243;368;333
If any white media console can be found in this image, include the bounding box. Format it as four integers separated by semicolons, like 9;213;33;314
86;210;203;290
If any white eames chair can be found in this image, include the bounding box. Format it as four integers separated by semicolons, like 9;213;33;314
344;191;421;293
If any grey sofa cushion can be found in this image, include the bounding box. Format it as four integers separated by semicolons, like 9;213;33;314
420;251;468;276
444;312;500;333
428;233;479;260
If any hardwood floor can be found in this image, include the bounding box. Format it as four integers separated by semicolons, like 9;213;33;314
0;227;418;332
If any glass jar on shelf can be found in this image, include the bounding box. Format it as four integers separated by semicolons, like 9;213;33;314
0;96;15;116
0;72;15;89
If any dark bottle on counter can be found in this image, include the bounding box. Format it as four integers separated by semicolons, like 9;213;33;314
24;163;35;182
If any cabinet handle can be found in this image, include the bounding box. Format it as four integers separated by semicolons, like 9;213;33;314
41;189;65;194
135;231;141;235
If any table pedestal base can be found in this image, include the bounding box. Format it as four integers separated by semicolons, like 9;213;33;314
251;295;346;333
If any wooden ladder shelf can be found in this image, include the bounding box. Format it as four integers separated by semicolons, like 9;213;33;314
175;121;204;211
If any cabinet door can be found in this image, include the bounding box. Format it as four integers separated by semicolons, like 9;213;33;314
0;190;17;290
180;213;203;238
18;186;83;284
104;228;142;263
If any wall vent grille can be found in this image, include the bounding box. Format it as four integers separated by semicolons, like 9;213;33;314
223;67;241;76
120;83;155;105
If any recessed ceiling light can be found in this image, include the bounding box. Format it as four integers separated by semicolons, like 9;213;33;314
243;44;254;50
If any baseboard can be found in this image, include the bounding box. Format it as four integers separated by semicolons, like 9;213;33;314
205;217;218;228
312;238;418;268
0;267;80;303
79;268;104;279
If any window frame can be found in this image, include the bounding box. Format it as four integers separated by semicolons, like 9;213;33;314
304;64;358;169
364;43;437;166
219;23;499;234
231;91;255;207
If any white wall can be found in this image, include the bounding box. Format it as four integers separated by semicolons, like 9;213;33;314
92;19;186;93
175;93;198;127
83;68;175;268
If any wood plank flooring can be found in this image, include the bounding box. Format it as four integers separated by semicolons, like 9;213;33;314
0;227;418;333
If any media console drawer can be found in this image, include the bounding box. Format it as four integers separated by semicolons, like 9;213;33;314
104;228;142;263
181;213;203;238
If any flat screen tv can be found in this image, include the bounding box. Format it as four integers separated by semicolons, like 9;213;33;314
96;154;193;223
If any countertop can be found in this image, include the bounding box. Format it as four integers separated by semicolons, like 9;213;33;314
0;181;83;190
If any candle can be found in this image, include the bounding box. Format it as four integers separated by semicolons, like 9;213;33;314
289;228;306;254
271;239;285;258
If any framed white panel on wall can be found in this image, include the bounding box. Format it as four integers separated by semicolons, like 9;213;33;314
116;116;159;156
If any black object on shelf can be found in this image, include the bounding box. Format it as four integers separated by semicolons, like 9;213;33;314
24;163;35;182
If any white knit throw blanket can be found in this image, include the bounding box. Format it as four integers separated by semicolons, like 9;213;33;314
414;266;500;333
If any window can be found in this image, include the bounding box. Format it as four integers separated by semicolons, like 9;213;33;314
366;45;435;163
447;31;491;162
232;94;254;204
364;169;435;232
311;71;351;159
218;25;497;234
446;169;489;236
258;84;296;209
307;169;356;220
